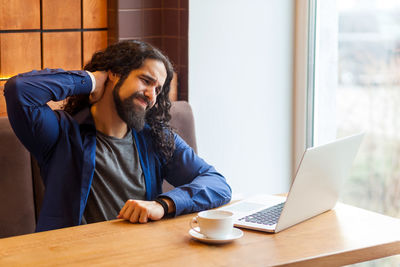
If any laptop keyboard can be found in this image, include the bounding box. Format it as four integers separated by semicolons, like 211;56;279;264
238;202;285;226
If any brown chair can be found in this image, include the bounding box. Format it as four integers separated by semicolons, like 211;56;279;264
0;101;197;238
170;101;197;153
0;117;36;238
163;101;197;192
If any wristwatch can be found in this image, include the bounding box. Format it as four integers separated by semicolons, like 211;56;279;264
154;198;169;218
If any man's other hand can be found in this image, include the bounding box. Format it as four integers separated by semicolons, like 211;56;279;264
89;71;108;104
117;199;165;223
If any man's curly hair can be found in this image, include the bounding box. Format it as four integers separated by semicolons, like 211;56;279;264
63;40;175;160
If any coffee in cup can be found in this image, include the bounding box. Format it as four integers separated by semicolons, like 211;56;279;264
190;210;234;239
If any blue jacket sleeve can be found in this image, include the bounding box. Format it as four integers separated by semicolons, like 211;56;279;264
4;69;92;164
159;134;232;215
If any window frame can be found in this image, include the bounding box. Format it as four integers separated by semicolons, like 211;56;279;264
292;0;317;177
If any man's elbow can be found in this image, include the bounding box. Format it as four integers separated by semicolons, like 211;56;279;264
223;185;233;205
216;178;233;206
4;76;22;103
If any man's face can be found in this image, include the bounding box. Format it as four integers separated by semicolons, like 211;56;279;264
112;59;167;131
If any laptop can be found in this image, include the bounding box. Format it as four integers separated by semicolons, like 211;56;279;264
218;133;364;233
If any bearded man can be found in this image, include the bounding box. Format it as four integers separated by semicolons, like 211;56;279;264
4;40;231;232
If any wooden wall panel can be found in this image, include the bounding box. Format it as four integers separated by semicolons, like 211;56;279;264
43;32;82;70
42;0;81;29
118;10;143;38
0;33;41;77
107;0;118;45
0;0;108;117
83;0;108;28
143;37;162;50
144;10;162;36
162;37;179;67
83;31;108;65
162;9;179;36
119;0;142;9
0;0;40;30
177;65;188;100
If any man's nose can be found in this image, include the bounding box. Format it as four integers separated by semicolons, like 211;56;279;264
143;85;157;102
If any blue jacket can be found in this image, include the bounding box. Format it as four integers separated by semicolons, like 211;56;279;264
4;69;232;232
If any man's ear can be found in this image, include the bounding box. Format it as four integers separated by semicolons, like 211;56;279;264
107;70;120;83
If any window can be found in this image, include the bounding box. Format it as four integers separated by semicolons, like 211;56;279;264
314;0;400;265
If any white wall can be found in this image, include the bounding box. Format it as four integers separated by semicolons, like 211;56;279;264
189;0;294;196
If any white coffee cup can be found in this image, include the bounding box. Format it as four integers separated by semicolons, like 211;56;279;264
190;210;234;239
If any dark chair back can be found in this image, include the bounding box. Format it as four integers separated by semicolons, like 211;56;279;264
163;101;197;192
170;101;197;153
0;117;36;238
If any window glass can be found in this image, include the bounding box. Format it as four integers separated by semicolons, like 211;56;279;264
315;1;400;265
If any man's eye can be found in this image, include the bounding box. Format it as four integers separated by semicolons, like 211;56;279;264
155;86;162;95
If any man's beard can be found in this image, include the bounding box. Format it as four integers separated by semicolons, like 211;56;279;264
113;81;150;132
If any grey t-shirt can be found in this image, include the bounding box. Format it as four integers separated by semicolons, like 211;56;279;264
82;130;146;224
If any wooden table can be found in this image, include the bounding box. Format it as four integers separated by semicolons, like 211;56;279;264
1;203;399;266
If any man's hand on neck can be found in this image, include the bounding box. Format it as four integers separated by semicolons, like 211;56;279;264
89;71;108;104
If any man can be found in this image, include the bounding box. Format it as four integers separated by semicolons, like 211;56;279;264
5;40;231;232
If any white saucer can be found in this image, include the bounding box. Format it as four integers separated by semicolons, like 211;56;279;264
189;227;243;244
